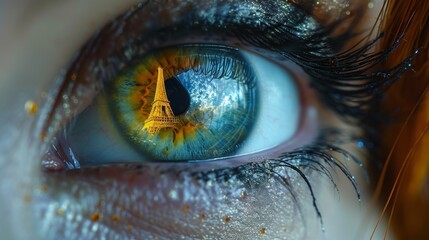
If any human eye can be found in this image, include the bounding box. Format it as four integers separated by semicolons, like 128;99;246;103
1;0;417;239
49;44;304;165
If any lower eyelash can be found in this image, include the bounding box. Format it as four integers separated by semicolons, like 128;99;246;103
193;128;370;229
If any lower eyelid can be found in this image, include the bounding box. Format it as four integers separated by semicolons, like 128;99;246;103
37;162;321;239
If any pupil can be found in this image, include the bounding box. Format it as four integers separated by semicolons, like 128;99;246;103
165;76;191;116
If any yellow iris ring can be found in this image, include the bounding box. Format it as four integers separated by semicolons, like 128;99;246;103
112;49;202;147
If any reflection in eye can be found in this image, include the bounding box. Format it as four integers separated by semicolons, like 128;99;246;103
54;44;301;166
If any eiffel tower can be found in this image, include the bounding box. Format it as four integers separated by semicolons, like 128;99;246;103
143;67;180;135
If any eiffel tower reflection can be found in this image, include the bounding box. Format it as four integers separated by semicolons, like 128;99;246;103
143;67;180;135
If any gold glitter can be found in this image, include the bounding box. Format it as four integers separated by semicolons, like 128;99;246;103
25;101;38;115
223;217;231;223
71;73;78;81
260;228;266;235
241;191;247;200
91;212;101;222
199;213;206;219
57;209;64;216
182;204;190;212
40;133;46;141
111;215;120;222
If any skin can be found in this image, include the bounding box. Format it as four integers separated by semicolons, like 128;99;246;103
0;0;390;239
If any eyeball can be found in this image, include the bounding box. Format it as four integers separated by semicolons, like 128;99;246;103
58;45;302;165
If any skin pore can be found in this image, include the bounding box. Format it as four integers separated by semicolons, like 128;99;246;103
0;0;393;239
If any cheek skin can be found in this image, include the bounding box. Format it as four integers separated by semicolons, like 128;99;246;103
34;167;322;239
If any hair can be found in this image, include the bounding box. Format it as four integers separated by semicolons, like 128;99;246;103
375;0;429;239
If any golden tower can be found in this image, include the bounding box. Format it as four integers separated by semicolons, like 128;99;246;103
143;67;180;135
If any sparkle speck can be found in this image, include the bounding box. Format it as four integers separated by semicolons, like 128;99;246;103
25;101;38;115
111;215;120;222
91;212;101;222
260;228;266;235
223;217;231;223
71;73;78;81
199;213;206;219
169;190;178;200
57;209;64;216
182;205;190;212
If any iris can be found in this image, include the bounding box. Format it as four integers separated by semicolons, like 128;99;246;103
109;45;257;160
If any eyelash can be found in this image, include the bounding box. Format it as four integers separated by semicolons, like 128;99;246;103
37;0;417;230
193;128;368;227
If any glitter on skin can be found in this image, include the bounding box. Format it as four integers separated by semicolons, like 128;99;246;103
111;215;120;222
35;165;311;239
25;101;38;115
70;73;78;81
182;205;190;212
91;212;101;222
57;209;65;216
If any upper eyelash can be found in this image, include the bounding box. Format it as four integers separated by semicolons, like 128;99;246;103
230;12;418;122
